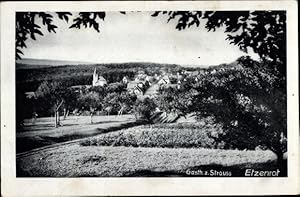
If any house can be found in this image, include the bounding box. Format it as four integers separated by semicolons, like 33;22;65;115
158;75;170;85
154;73;160;81
191;71;199;76
70;85;91;94
190;71;202;82
127;81;144;95
144;83;159;96
135;72;147;82
176;72;183;81
183;70;193;76
144;76;178;97
177;80;182;88
92;67;107;87
122;76;128;84
210;69;217;74
162;84;179;90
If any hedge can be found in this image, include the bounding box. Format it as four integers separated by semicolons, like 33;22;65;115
80;123;226;149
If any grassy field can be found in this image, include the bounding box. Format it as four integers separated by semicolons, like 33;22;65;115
16;120;286;177
17;144;279;177
17;115;138;153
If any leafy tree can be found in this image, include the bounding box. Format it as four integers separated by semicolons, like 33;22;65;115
16;90;34;128
133;97;157;123
189;57;286;165
61;88;79;119
152;11;286;75
156;85;196;118
35;81;68;127
151;11;287;165
106;82;127;94
103;92;137;116
89;85;107;98
78;91;102;124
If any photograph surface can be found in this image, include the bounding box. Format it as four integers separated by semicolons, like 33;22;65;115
15;10;287;178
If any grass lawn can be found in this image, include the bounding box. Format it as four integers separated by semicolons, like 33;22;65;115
16;115;137;153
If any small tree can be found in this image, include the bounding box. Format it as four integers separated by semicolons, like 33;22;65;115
62;88;79;120
78;92;101;124
106;82;127;94
35;81;67;127
133;97;157;123
156;84;196;118
103;92;137;116
89;85;106;96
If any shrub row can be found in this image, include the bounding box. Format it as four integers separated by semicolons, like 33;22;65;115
80;123;226;149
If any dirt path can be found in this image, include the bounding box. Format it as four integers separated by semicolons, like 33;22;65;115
16;115;138;153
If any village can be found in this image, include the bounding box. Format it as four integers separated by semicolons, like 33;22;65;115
20;64;224;127
73;67;208;97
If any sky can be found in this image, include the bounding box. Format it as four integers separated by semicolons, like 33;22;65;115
22;12;259;67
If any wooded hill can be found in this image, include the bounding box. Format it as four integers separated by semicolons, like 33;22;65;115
16;60;198;92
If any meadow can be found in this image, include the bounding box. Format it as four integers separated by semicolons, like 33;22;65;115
16;115;137;153
16;116;285;177
17;138;280;177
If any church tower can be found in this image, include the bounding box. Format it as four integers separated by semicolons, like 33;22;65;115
92;67;107;87
92;67;98;86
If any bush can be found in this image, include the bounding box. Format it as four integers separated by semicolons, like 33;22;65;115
80;123;225;149
133;97;157;123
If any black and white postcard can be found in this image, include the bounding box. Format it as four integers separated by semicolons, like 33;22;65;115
1;1;299;196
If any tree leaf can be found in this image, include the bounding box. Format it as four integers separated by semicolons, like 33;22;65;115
34;29;43;36
69;23;77;29
151;11;161;17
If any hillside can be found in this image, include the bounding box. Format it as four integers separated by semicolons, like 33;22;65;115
16;59;184;92
208;60;241;70
16;58;95;69
16;58;184;70
16;58;239;92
